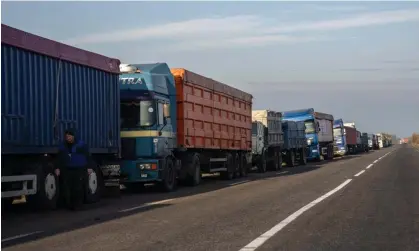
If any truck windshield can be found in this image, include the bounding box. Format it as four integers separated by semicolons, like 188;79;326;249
304;120;315;134
333;128;342;136
120;100;156;128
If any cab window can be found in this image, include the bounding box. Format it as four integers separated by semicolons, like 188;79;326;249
158;102;164;125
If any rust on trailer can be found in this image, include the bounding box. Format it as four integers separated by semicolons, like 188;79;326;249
171;68;253;151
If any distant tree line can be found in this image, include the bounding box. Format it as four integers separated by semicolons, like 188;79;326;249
412;133;419;146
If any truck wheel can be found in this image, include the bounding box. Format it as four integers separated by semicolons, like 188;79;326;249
277;152;283;170
160;157;177;192
271;151;280;171
84;164;103;204
185;154;201;186
27;162;59;210
324;145;333;160
234;154;241;178
2;198;14;210
287;150;296;167
324;147;330;160
300;148;307;165
258;151;267;173
240;154;248;177
221;153;235;180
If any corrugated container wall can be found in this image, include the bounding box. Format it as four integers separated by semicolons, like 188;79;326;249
1;44;121;155
282;121;306;149
252;110;283;147
171;68;253;151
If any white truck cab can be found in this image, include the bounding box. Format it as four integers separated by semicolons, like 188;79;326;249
252;121;266;156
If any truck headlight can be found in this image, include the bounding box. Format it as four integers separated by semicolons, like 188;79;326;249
307;137;314;145
138;164;151;170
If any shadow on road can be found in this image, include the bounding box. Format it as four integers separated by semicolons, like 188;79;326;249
1;152;372;247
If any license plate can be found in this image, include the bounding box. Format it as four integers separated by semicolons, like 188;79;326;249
141;173;148;178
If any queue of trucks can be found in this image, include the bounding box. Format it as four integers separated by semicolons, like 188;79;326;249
0;24;397;209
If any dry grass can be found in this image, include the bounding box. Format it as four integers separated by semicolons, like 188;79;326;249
411;133;419;149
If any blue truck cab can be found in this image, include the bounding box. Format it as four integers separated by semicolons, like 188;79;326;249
282;108;334;161
119;63;178;191
333;119;347;156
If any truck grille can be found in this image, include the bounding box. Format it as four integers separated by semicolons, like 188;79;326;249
121;138;136;160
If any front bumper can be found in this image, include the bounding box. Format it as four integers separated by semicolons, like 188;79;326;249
334;149;346;156
120;159;161;183
306;145;321;160
100;164;121;187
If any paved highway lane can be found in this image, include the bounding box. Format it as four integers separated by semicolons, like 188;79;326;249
255;144;419;251
2;146;409;251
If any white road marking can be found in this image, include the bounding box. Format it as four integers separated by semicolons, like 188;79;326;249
239;179;352;251
354;170;365;177
366;164;373;169
276;171;289;175
229;180;251;186
1;231;44;243
373;160;378;164
119;199;174;213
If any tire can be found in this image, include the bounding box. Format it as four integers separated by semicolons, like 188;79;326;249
324;146;330;160
277;152;283;170
271;151;280;171
300;148;307;165
27;162;59;210
185;154;201;186
324;145;333;160
84;163;103;204
234;154;241;178
287;150;296;167
160;157;177;192
2;198;14;211
316;155;322;162
221;153;235;180
258;151;267;173
240;154;248;177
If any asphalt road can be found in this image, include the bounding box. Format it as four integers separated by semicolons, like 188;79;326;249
2;144;418;251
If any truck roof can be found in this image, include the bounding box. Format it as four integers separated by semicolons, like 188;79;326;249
128;63;172;74
282;108;334;121
1;24;120;74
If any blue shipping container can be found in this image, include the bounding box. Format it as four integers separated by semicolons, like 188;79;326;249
1;43;121;155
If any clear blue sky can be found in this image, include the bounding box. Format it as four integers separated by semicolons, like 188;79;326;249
2;1;419;137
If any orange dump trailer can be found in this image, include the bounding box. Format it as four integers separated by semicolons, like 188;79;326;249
171;68;253;181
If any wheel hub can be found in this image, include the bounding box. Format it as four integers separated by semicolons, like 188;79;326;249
44;173;57;200
88;171;98;194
